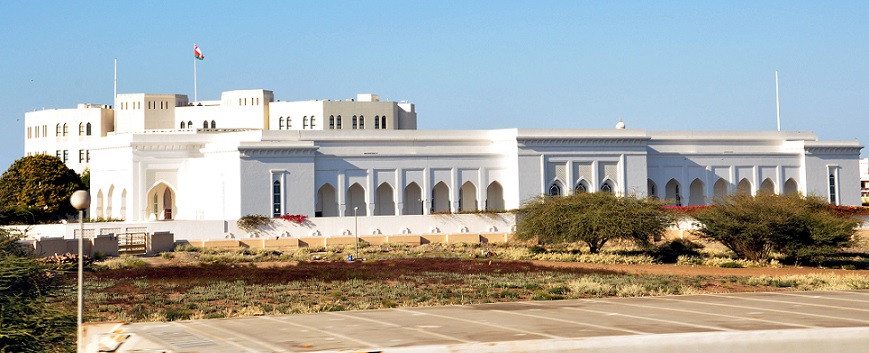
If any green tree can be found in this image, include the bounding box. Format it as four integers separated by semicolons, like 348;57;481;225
0;229;76;352
691;193;856;262
514;192;675;253
0;155;83;224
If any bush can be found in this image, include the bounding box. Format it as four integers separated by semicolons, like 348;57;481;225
515;192;675;253
237;214;272;233
692;194;857;262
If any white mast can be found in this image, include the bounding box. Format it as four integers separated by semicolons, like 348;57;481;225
775;71;781;131
193;58;198;102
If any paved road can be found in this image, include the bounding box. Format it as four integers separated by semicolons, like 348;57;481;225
85;290;869;352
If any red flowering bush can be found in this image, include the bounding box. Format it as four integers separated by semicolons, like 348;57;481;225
278;213;308;224
828;205;869;218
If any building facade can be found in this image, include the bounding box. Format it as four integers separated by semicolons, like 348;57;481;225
23;89;864;224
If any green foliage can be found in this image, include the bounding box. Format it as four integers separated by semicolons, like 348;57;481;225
237;214;272;233
79;167;90;190
514;192;675;253
0;155;84;224
0;229;76;352
692;193;857;262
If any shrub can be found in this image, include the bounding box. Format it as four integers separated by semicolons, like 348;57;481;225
237;214;272;233
515;192;675;253
692;194;857;262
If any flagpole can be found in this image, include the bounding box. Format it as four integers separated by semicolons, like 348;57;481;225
193;58;198;102
775;71;781;131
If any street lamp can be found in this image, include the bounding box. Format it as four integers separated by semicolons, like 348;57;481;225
70;190;90;353
353;206;359;261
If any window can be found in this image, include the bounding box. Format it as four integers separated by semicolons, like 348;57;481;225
279;117;284;130
359;115;364;129
310;116;315;129
62;124;68;136
352;116;358;129
62;150;68;163
56;150;61;159
273;180;282;217
549;183;562;196
287;117;292;128
381;116;386;129
575;182;587;194
329;115;335;129
829;169;838;204
78;150;84;163
86;150;90;162
86;122;91;136
56;124;61;136
337;115;342;129
375;115;380;129
203;121;208;129
303;117;308;129
601;183;613;193
79;123;84;135
210;120;216;129
180;121;186;129
187;120;193;128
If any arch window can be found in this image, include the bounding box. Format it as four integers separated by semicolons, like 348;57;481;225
829;169;839;204
187;121;193;129
575;180;589;194
600;182;614;194
352;116;358;129
329;115;335;129
273;180;282;217
279;117;284;129
374;115;380;129
359;115;365;129
303;116;308;129
180;121;186;129
336;115;343;129
79;123;85;135
55;124;61;136
210;120;216;129
62;123;68;136
548;182;562;196
381;116;386;129
287;117;292;128
86;122;91;136
310;116;315;129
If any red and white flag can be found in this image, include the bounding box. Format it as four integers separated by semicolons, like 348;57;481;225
194;44;205;60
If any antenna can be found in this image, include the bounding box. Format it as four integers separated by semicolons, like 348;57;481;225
775;71;781;131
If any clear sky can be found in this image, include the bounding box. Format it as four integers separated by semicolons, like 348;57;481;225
1;1;867;171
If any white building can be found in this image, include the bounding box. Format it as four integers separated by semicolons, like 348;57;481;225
23;89;864;228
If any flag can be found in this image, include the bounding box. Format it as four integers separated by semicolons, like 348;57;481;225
194;44;205;60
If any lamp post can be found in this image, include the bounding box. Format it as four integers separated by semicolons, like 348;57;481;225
353;206;358;261
70;190;90;353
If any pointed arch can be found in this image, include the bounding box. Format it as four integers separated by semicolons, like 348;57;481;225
316;184;338;217
600;179;615;194
548;180;563;196
146;181;177;221
486;181;505;211
347;183;367;216
106;185;114;218
665;179;682;206
86;122;92;136
210;120;216;129
120;189;127;220
714;178;729;200
180;121;186;129
759;178;775;194
202;120;208;129
737;178;752;195
403;182;423;215
688;179;705;206
432;182;450;213
459;181;477;212
575;179;589;194
375;183;396;216
647;179;658;199
95;190;105;219
784;178;799;195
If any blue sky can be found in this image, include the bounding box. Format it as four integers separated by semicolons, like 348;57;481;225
1;1;867;171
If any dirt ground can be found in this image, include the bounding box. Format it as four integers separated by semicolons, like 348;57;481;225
137;255;868;278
